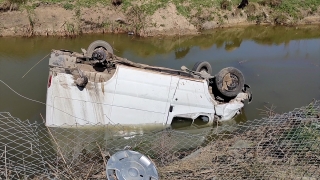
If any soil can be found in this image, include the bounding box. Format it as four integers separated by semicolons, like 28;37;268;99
0;2;320;37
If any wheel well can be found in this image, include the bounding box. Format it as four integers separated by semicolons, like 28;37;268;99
170;115;210;129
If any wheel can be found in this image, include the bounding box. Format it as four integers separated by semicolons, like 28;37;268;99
215;67;245;97
192;61;212;75
86;40;113;58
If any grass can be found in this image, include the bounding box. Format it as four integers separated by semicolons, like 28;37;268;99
1;0;319;37
63;2;73;10
2;0;319;20
257;0;320;19
2;0;319;12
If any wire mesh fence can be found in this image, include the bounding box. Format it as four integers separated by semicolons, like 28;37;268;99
0;100;320;179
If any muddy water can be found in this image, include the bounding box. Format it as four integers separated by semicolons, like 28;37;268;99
0;25;320;125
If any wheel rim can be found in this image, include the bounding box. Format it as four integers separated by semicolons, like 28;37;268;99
223;73;239;91
200;68;208;73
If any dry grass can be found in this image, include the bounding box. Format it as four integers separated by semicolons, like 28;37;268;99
158;118;320;179
1;101;319;179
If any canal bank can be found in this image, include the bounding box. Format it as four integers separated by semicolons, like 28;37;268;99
0;0;320;37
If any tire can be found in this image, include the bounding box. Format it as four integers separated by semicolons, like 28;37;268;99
86;40;113;58
192;61;212;75
215;67;245;97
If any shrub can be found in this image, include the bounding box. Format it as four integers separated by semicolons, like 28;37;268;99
274;14;287;25
258;0;282;7
220;0;232;10
269;0;282;7
1;0;26;11
7;0;27;4
63;3;74;10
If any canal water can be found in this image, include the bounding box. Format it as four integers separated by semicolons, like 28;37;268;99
0;25;320;124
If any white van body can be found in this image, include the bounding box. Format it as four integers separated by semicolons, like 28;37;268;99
46;48;250;128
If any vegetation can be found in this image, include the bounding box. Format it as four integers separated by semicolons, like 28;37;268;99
0;0;319;37
63;2;73;10
5;0;27;3
0;0;319;13
1;0;319;22
55;0;319;26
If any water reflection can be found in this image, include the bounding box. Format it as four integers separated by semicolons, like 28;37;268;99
175;47;190;59
2;26;319;59
225;38;242;52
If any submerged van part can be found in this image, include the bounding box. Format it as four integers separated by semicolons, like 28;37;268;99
46;40;252;127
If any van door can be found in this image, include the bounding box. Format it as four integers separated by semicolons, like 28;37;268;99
165;78;216;126
110;66;173;125
165;76;180;124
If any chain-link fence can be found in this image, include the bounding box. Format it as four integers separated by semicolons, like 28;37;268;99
0;100;320;179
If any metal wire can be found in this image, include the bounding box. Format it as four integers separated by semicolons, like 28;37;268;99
0;100;319;179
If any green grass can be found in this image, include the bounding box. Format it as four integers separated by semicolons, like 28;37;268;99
63;2;73;10
29;0;108;7
121;0;132;11
2;0;319;24
262;0;320;19
250;0;319;18
140;0;169;15
3;0;320;12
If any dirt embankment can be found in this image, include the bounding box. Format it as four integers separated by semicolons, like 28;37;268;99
0;1;320;37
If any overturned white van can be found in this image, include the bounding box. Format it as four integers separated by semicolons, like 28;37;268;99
46;40;252;128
